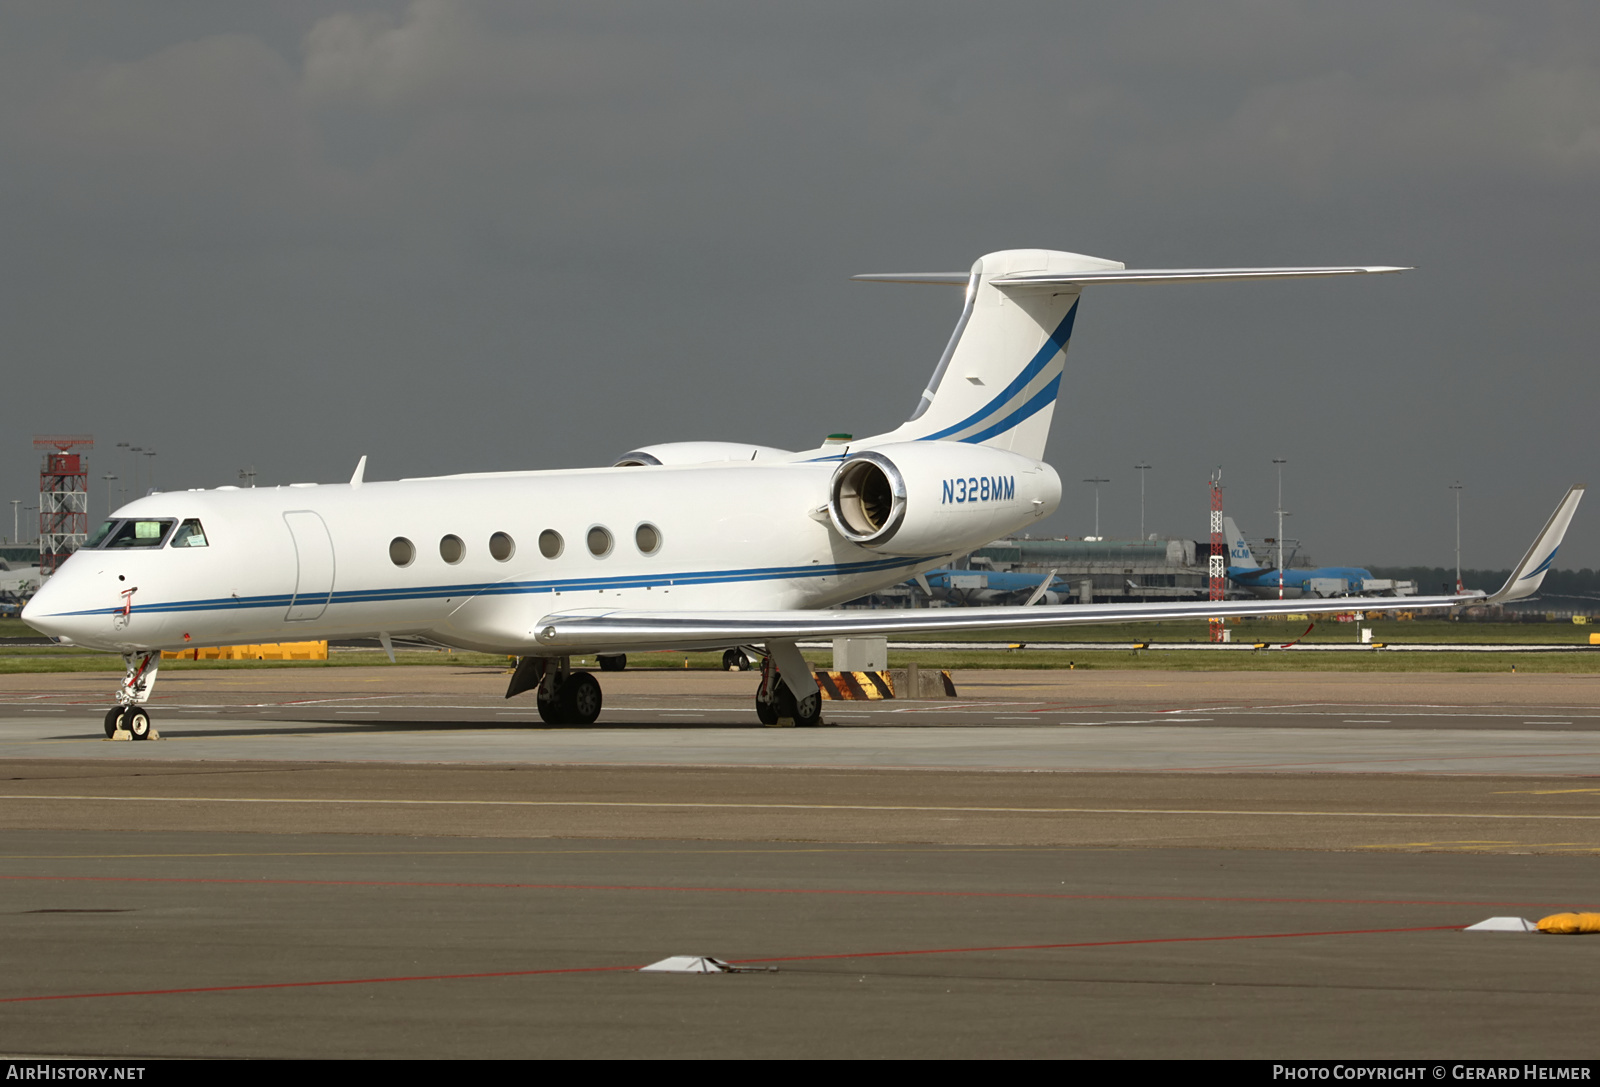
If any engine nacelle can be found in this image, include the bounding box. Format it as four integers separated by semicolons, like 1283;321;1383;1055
614;441;793;467
828;442;1061;556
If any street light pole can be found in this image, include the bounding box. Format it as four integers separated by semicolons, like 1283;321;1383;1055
1083;478;1110;538
101;475;118;519
9;499;18;544
1273;457;1288;600
1450;481;1463;592
1134;462;1151;540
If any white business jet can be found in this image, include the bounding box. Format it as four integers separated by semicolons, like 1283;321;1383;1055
22;248;1584;738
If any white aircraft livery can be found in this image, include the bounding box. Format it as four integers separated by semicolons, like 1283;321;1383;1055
22;248;1585;737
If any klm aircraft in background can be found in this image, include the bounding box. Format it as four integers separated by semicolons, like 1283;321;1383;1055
911;567;1067;606
1223;517;1390;598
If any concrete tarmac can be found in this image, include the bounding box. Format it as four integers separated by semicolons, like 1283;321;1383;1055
2;667;1598;1059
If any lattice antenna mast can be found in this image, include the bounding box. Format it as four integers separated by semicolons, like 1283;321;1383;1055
1208;468;1225;643
35;435;93;577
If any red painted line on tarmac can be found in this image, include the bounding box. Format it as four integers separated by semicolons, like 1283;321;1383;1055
0;925;1463;1004
731;924;1466;966
0;963;640;1004
0;873;1582;910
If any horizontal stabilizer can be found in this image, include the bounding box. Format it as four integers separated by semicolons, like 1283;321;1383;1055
990;266;1411;287
851;267;1410;288
850;273;968;286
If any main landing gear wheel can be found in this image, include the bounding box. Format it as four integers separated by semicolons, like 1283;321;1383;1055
775;682;822;728
560;671;603;725
722;648;749;672
103;707;122;738
121;706;153;741
756;677;821;727
598;654;627;672
538;671;603;725
755;692;778;726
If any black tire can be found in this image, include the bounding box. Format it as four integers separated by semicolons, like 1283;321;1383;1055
123;706;152;741
536;693;562;724
104;707;122;738
774;681;822;728
722;648;748;671
558;671;602;725
755;692;778;726
597;654;627;672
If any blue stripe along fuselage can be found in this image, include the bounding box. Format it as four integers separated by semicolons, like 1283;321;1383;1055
47;553;937;618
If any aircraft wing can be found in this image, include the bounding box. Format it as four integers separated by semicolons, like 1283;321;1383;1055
534;592;1463;652
535;485;1583;653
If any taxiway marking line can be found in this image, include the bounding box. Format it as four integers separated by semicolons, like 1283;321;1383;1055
2;794;1598;820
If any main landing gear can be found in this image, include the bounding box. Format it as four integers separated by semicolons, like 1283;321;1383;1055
505;656;603;725
103;652;160;741
754;643;823;728
505;644;823;728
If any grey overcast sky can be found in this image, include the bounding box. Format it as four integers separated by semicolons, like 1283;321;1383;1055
2;1;1596;568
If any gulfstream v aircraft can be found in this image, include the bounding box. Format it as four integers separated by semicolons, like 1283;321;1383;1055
22;248;1585;737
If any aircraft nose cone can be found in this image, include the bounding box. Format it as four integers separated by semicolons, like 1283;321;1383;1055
20;573;92;643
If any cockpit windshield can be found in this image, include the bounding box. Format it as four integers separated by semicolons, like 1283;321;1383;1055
91;519;177;549
169;519;208;548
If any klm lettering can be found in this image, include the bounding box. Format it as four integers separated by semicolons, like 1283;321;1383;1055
941;476;1015;504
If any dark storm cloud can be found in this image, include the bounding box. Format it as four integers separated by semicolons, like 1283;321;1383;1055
2;1;1596;568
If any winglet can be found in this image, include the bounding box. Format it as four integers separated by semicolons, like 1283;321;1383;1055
1484;485;1585;604
1024;568;1059;606
350;455;368;489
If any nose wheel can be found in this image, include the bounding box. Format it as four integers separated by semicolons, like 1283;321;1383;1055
103;651;160;739
103;705;156;740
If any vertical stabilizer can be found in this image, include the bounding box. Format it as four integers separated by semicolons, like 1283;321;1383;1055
871;249;1121;461
1222;517;1259;569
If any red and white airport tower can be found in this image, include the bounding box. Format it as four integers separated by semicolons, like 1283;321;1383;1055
36;435;93;577
1208;469;1226;643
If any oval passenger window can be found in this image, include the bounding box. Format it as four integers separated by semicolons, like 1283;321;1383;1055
635;523;660;555
539;529;563;559
389;537;415;567
489;532;515;562
439;535;464;564
587;526;612;557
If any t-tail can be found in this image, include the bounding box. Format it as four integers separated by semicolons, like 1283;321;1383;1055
852;250;1411;462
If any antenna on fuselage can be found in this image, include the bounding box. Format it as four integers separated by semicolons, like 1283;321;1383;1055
350;455;368;489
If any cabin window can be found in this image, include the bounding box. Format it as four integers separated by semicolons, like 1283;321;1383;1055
439;534;464;564
169;519;208;548
489;532;515;562
390;537;415;567
538;530;563;559
587;526;613;558
635;523;661;555
104;519;176;549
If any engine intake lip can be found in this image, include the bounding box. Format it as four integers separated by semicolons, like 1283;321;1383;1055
829;451;907;546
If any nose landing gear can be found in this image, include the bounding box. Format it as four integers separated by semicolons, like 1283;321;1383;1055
103;652;160;740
